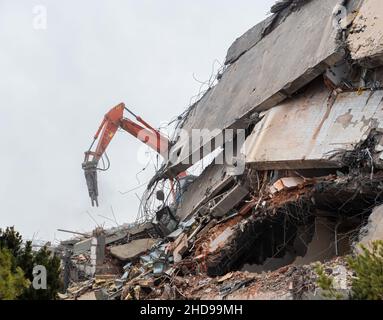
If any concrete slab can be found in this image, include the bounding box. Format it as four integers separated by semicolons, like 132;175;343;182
225;14;277;65
348;0;383;67
244;82;383;170
175;161;233;221
110;238;156;262
210;184;249;218
225;0;316;65
167;0;345;175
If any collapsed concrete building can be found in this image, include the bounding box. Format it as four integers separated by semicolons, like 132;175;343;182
60;0;383;300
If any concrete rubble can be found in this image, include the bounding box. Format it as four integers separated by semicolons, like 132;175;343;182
59;0;383;300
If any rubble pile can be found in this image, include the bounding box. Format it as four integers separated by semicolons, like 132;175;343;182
173;256;353;300
60;0;383;300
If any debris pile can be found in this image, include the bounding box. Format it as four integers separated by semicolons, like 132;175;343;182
60;0;383;300
172;256;353;300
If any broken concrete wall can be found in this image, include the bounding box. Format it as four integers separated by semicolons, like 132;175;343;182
348;0;383;67
167;0;345;175
244;81;383;170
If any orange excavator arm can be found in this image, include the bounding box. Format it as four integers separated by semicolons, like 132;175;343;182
82;103;170;206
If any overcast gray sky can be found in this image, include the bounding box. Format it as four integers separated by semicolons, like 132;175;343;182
0;0;274;243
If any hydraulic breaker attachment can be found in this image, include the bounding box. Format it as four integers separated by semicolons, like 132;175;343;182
82;155;99;207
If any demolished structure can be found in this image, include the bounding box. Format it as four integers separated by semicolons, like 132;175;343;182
60;0;383;300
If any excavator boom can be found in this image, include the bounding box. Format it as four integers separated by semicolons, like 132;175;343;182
82;103;170;206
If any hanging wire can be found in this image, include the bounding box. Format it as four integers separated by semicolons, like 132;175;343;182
119;181;149;195
86;210;101;228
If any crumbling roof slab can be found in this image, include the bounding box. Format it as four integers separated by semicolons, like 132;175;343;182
167;0;345;175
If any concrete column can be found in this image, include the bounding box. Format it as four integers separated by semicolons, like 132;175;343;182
90;228;106;275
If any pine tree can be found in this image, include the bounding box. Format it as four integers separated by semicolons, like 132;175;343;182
20;246;62;300
0;227;63;300
0;248;29;300
0;226;23;272
0;226;23;255
347;241;383;300
17;240;34;279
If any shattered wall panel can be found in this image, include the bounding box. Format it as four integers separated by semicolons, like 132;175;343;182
348;0;383;67
167;0;345;175
175;162;232;221
244;82;383;170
